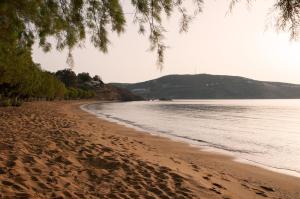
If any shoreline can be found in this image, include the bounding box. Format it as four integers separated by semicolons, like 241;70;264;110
1;101;300;198
81;102;300;179
78;101;300;198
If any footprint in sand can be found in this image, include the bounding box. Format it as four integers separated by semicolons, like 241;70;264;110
209;187;221;195
190;163;199;172
170;157;181;164
6;154;17;168
203;174;212;181
0;167;5;174
241;183;250;189
221;176;230;182
203;176;210;181
2;180;26;193
255;191;268;197
22;155;36;164
212;182;227;190
260;185;275;192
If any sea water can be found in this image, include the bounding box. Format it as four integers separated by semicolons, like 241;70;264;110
82;99;300;177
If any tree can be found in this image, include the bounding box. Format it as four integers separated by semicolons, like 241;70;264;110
1;0;299;69
0;0;203;68
78;72;92;83
230;0;300;39
55;69;77;87
93;75;102;82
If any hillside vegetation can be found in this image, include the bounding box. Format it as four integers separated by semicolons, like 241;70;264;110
0;67;141;107
112;74;300;99
55;69;142;101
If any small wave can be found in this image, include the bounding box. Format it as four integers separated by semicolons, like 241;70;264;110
91;108;260;155
238;158;300;177
160;134;260;154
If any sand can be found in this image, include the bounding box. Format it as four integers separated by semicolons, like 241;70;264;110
0;101;300;199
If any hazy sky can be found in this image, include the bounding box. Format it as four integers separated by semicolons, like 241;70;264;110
33;0;300;84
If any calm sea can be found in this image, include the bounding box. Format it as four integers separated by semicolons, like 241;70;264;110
82;100;300;177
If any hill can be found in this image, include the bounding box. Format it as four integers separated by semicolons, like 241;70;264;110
111;74;300;99
92;84;144;101
55;69;143;102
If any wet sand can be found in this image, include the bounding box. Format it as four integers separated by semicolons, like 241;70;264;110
0;101;300;199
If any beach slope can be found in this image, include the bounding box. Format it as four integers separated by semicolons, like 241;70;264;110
0;101;299;199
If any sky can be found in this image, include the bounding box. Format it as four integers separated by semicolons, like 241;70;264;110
32;0;300;84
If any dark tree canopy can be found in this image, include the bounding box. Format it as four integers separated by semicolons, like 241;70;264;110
92;75;102;82
55;69;78;87
78;72;92;83
1;0;300;68
0;0;203;67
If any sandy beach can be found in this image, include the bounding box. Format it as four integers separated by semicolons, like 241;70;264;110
0;101;300;199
